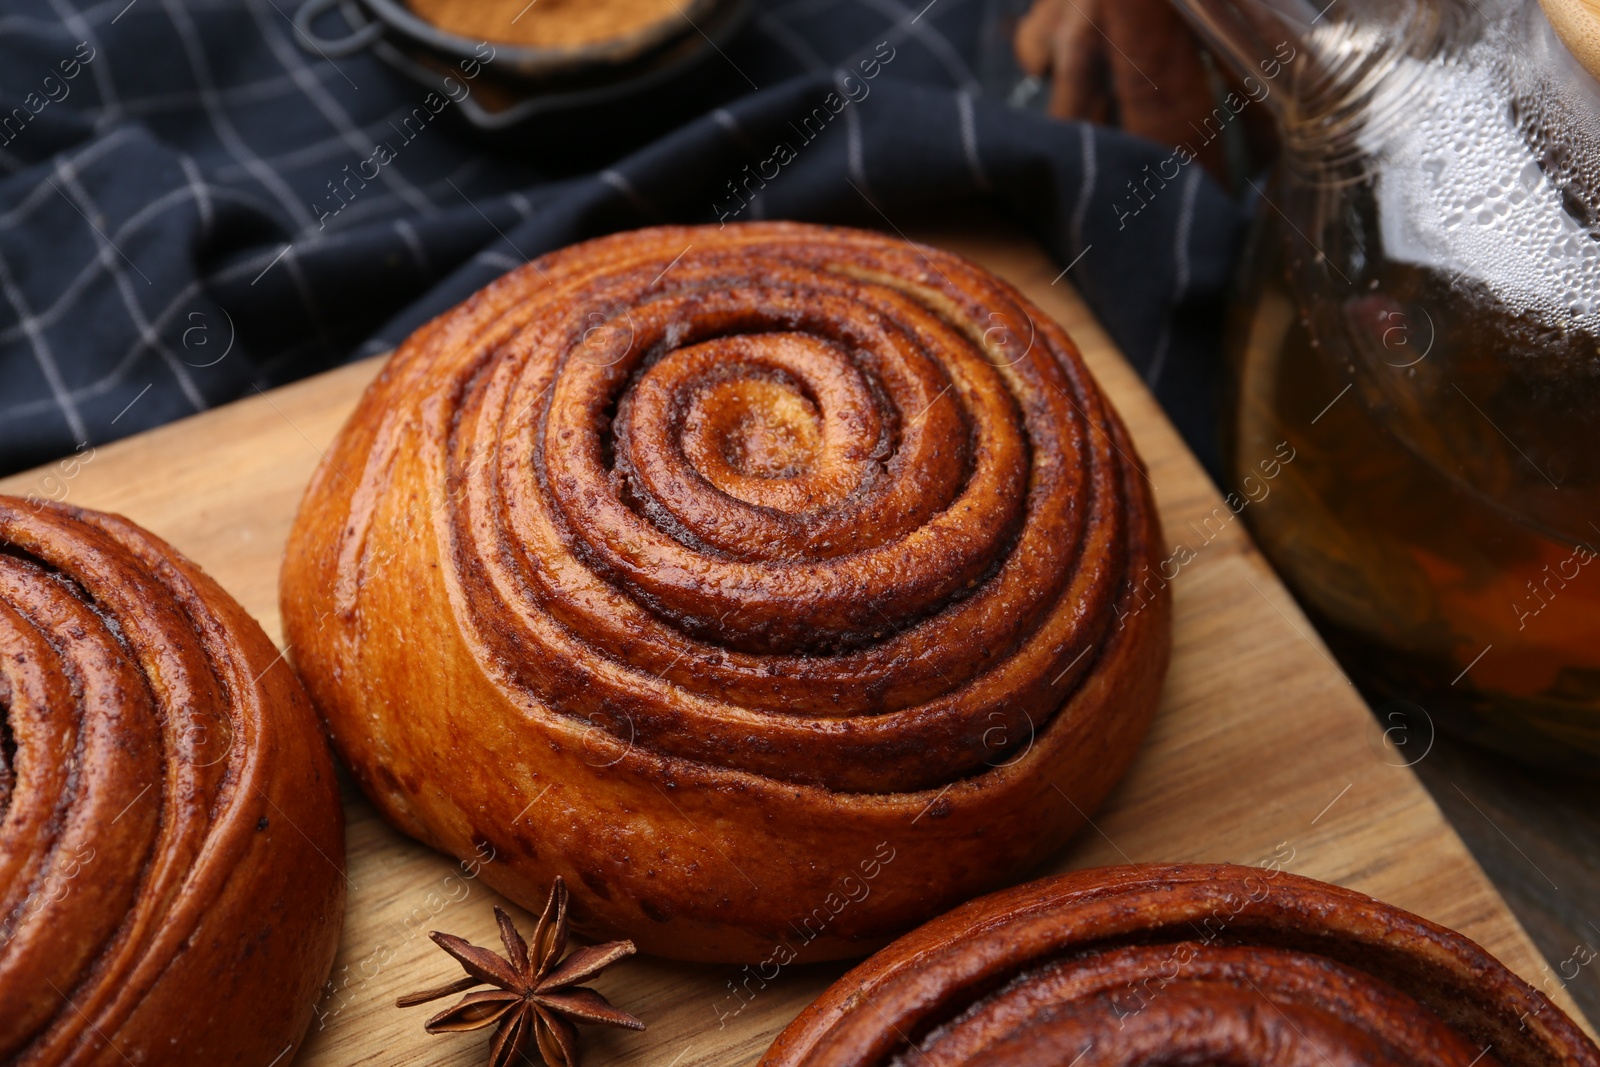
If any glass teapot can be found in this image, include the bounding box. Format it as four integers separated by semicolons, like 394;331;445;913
1172;0;1600;770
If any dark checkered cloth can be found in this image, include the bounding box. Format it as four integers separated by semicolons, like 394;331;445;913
0;0;1245;479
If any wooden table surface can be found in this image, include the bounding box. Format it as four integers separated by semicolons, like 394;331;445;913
1415;736;1600;1024
1;221;1591;1064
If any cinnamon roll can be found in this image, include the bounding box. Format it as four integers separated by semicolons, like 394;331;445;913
281;222;1169;963
762;863;1600;1067
0;497;345;1066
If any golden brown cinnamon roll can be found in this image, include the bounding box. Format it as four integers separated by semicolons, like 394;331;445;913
281;222;1169;963
0;496;344;1066
762;863;1600;1067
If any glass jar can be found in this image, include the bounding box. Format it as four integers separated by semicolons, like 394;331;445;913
1189;0;1600;770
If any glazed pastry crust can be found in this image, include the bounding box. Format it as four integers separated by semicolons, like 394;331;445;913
281;222;1170;963
762;864;1600;1067
0;497;345;1067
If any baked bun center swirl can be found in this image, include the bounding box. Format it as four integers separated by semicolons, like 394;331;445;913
535;273;1038;655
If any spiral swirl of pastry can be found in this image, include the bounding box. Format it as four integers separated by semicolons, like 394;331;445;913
282;222;1169;962
762;864;1600;1067
0;497;345;1067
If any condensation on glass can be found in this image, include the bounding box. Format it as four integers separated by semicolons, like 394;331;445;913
1175;0;1600;769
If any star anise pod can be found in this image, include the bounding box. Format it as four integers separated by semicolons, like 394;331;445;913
397;877;644;1067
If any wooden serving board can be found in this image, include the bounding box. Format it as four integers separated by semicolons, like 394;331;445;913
2;223;1588;1066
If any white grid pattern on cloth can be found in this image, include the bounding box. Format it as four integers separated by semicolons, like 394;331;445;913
392;215;428;275
309;157;483;232
1145;165;1202;389
832;68;870;194
0;180;261;350
1069;120;1096;259
844;0;979;92
0;0;1026;471
1;125;138;226
53;156;209;410
600;168;662;222
178;151;212;232
1;2;506;451
160;0;320;231
956;89;989;191
49;0;124;127
243;0;435;219
0;243;87;441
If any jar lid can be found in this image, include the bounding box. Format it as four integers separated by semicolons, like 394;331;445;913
1541;0;1600;80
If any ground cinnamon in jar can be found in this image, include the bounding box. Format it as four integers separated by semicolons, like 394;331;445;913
406;0;688;49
